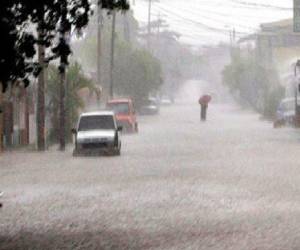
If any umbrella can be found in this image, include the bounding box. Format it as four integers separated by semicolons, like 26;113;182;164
199;95;212;105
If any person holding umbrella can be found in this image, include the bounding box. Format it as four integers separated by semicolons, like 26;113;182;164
198;94;212;121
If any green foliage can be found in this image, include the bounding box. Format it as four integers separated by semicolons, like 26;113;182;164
47;62;96;143
72;11;138;72
222;50;284;118
0;0;129;91
73;12;163;107
114;48;163;107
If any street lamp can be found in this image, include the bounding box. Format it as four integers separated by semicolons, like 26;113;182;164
294;59;300;126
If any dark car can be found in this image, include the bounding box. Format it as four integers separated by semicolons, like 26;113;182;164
139;98;160;115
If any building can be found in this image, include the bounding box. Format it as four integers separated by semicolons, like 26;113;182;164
1;83;34;150
239;19;300;98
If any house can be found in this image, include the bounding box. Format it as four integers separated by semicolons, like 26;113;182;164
239;18;300;97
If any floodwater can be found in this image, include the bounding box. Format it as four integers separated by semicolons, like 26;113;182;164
1;80;300;249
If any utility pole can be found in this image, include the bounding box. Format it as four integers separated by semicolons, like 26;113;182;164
157;12;161;35
96;3;103;106
25;87;30;145
147;0;152;50
37;31;46;151
123;11;130;43
156;13;165;53
59;0;68;151
59;64;66;151
229;30;232;46
97;3;102;86
0;83;3;153
109;11;116;99
229;29;234;60
232;28;236;44
294;60;300;127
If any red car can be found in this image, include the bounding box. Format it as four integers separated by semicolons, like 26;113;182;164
106;98;138;133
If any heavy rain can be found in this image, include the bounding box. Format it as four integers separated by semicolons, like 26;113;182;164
0;0;300;249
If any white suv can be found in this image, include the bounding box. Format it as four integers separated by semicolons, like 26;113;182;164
72;111;122;156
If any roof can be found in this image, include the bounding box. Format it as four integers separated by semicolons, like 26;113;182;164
259;19;300;35
260;19;292;32
107;98;132;104
80;110;114;117
238;18;300;43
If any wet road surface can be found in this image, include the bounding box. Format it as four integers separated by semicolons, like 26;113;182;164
1;99;300;249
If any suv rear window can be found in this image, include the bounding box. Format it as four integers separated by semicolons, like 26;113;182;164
78;115;115;131
107;103;130;115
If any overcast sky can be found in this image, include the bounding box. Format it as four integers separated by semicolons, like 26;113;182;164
131;0;293;46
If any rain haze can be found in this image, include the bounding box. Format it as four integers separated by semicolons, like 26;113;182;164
132;0;292;44
1;0;300;250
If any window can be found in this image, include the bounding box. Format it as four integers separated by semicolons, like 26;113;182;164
78;115;115;131
107;103;130;115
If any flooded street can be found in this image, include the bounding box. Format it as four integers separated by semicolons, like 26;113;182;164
1;85;300;249
2;1;300;249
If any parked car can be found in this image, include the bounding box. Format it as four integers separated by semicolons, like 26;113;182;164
72;111;122;156
139;97;160;115
106;98;138;133
275;97;296;126
160;95;173;105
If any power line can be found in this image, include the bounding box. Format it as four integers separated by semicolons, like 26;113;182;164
153;6;230;35
157;4;285;34
149;10;247;45
197;0;291;11
154;18;235;38
153;5;250;36
132;0;292;45
154;4;257;32
228;0;292;11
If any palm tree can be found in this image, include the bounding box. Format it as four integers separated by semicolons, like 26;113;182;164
47;62;99;144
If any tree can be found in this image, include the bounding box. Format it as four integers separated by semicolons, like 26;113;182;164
0;0;129;92
72;12;162;107
114;47;163;107
222;49;284;118
47;62;97;144
71;9;139;79
0;0;129;151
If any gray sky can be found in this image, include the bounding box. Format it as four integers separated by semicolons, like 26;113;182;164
131;0;293;46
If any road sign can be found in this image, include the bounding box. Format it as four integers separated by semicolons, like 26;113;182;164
294;0;300;32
